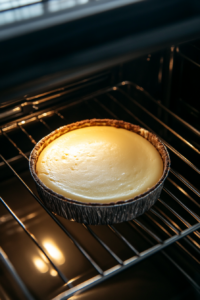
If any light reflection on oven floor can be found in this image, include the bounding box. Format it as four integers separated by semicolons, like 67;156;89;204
0;170;196;300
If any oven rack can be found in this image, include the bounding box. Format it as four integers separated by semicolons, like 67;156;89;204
173;43;200;132
0;247;34;300
0;82;200;299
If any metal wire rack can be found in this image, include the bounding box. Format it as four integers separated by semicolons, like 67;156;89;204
0;81;200;299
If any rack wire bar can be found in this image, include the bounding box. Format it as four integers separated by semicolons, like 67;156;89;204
150;209;200;257
0;247;35;300
0;153;29;169
146;211;200;265
52;221;200;300
23;72;108;106
0;197;71;286
119;81;200;137
146;212;174;240
177;48;200;68
18;124;37;145
38;118;52;131
94;98;118;119
130;222;200;292
157;200;200;239
136;218;200;263
131;220;162;243
108;225;140;255
82;225;123;265
105;93;200;174
0;153;104;276
150;208;180;235
163;188;200;222
158;198;196;232
55;111;66;120
145;213;199;264
154;205;200;253
2;131;29;161
166;178;200;209
117;88;200;154
0;85;112;134
132;217;199;261
169;168;200;197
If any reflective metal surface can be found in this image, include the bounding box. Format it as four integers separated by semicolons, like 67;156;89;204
0;170;98;299
1;0;200;105
0;76;199;298
0;199;64;299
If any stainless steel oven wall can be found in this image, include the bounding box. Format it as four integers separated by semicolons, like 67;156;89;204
1;0;200;103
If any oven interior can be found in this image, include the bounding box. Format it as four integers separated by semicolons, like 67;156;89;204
0;41;200;300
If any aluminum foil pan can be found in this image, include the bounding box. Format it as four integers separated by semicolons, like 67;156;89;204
29;119;170;225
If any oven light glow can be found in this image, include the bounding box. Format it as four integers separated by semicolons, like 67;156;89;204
26;212;37;219
33;257;48;273
67;274;82;285
21;212;37;222
50;269;58;277
13;107;21;112
43;241;65;265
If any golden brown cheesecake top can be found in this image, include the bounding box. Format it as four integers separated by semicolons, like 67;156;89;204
36;126;163;203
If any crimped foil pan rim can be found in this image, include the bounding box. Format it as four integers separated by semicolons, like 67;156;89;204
29;119;170;207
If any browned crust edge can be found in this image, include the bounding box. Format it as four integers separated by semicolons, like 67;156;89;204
29;119;170;207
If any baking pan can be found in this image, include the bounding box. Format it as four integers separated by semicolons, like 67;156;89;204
29;119;170;225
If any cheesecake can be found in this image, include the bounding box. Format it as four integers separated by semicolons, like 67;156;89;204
36;125;163;204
